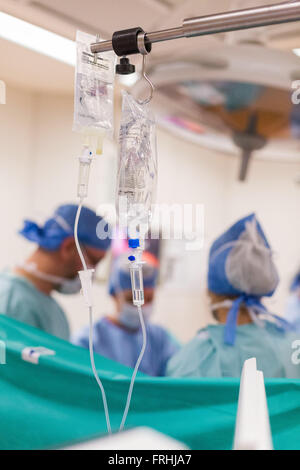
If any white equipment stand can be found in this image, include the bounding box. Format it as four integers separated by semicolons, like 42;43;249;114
233;357;273;450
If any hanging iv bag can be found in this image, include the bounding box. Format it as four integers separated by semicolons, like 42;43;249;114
73;31;115;142
116;91;157;237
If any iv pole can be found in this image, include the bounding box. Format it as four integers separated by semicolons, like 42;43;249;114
91;1;300;55
90;1;300;180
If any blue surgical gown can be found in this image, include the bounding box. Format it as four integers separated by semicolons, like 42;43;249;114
0;270;70;340
166;322;300;379
73;317;180;376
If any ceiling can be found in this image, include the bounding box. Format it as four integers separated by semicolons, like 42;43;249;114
1;0;300;94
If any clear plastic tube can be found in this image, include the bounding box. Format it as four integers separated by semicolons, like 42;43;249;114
74;201;112;434
88;306;112;434
119;304;147;431
74;201;87;271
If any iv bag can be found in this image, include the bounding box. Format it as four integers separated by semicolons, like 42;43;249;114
73;31;115;135
116;91;157;237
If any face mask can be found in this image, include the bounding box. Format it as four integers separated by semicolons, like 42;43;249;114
19;262;82;295
55;276;82;295
119;302;153;330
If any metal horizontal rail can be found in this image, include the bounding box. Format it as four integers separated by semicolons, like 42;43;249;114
90;1;300;54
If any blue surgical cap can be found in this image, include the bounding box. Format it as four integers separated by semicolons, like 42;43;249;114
208;213;285;345
19;204;112;252
109;252;158;297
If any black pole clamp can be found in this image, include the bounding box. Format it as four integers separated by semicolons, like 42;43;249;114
112;27;151;56
113;27;151;75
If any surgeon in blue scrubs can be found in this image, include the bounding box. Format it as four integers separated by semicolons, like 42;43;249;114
167;213;300;379
0;204;111;340
73;252;180;376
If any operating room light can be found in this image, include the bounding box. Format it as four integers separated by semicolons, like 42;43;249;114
0;12;75;66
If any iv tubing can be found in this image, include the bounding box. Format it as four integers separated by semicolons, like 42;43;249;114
74;199;112;434
119;304;147;431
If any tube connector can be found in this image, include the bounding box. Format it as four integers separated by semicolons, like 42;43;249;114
129;260;144;306
128;239;145;306
77;146;92;199
78;269;95;308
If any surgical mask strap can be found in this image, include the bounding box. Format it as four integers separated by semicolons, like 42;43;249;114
247;307;265;327
263;311;293;331
245;299;292;331
211;299;234;311
18;262;67;285
211;297;265;330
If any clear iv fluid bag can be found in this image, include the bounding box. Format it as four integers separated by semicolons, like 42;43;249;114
73;31;115;136
116;91;157;230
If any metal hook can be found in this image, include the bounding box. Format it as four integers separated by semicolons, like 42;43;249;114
138;54;155;105
136;32;154;105
93;34;100;64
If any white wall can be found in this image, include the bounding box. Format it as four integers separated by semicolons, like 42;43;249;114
1;86;300;343
225;157;300;317
0;86;35;265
